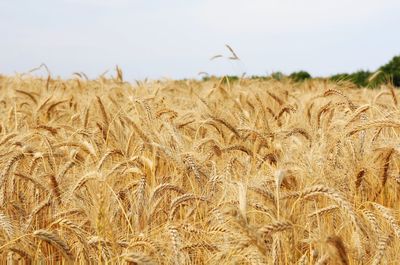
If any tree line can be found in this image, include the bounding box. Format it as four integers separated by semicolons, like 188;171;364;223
203;55;400;87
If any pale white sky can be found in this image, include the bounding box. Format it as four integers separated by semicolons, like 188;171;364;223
1;0;399;80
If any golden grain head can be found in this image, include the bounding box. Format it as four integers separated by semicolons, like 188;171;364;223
0;75;399;263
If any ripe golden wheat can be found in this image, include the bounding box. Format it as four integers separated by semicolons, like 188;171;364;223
0;74;400;264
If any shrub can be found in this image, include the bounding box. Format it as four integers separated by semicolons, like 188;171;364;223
250;75;269;80
202;76;211;81
223;75;239;83
349;70;372;87
330;73;350;82
379;55;400;87
289;71;311;82
330;71;371;87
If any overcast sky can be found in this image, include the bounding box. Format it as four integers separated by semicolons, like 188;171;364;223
1;0;399;80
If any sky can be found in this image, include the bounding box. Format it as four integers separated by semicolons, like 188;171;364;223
1;0;400;80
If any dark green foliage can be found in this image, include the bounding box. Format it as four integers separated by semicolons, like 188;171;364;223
223;75;239;83
250;75;270;80
289;71;311;82
330;73;350;82
379;56;400;87
349;70;372;87
329;56;400;88
201;55;400;87
330;71;371;87
201;75;239;83
201;75;212;81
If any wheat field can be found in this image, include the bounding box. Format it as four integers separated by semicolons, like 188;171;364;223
0;73;400;264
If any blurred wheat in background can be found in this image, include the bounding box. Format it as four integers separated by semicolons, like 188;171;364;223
0;73;400;264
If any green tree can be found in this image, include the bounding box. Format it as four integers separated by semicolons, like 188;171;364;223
379;55;400;87
289;71;311;82
330;71;371;87
330;73;350;82
349;70;371;87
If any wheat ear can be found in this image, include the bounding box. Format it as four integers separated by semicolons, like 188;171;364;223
33;229;74;261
